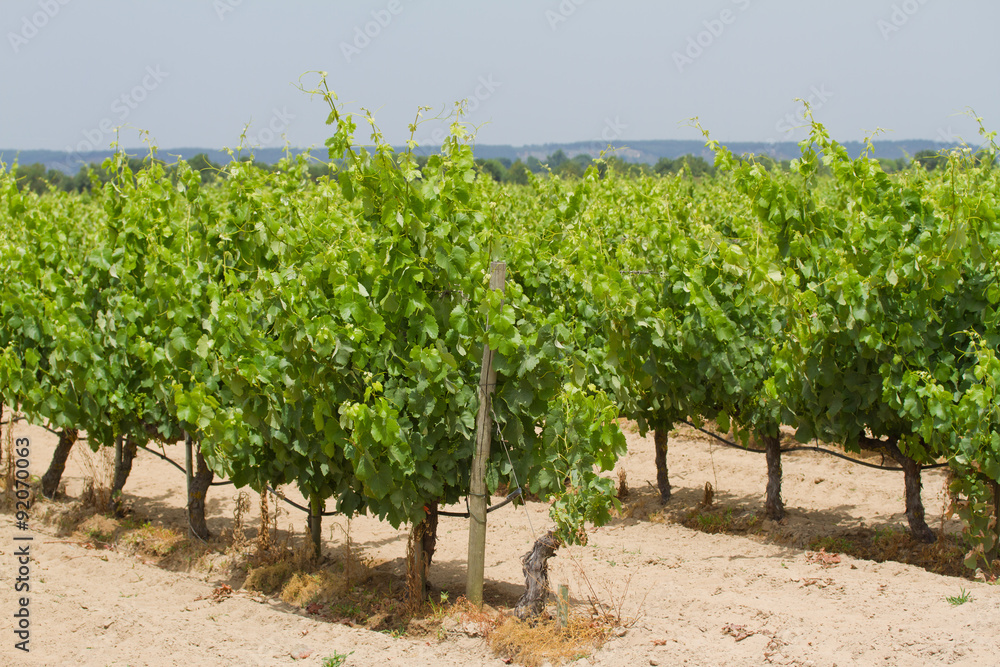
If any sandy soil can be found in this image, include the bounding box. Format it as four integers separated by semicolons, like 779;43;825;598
2;419;998;667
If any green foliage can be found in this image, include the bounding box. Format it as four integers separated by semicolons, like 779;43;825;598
321;651;353;667
946;587;973;606
653;154;714;178
3;96;1000;572
0;77;628;545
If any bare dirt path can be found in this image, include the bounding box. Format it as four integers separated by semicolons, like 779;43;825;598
2;420;998;666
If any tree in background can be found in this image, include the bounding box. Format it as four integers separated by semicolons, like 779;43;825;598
187;153;221;183
476;158;508;183
913;149;946;171
654;154;714;177
507;160;530;185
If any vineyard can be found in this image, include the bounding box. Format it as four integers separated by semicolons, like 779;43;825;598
3;87;1000;664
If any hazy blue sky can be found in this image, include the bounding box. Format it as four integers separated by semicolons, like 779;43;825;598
2;0;997;154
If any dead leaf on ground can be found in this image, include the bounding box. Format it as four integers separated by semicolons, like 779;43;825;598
806;548;841;568
722;623;755;641
195;584;233;603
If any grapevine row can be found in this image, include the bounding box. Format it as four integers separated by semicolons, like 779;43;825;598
2;91;999;582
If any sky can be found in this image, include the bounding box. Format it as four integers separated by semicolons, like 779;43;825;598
2;0;998;155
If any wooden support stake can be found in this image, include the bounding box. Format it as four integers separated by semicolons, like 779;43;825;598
466;261;506;606
556;584;570;628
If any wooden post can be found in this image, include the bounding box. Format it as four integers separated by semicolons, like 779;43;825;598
184;431;193;536
466;261;506;606
556;584;570;628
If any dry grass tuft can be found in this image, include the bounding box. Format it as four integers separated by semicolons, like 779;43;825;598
52;510;212;568
118;520;186;557
487;614;611;667
614;488;666;523
78;514;119;545
243;539;314;593
37;499;88;534
238;520;395;626
449;555;646;666
245;558;296;594
279;569;347;606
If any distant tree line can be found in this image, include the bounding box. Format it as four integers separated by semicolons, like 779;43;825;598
5;153;333;195
7;147;994;195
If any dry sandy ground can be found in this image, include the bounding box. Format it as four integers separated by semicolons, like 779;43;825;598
2;419;999;667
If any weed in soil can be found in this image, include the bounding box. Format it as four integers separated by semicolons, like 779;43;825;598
946;587;973;606
809;536;856;554
683;505;762;534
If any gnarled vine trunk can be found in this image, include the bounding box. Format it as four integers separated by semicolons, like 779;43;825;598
653;421;671;503
514;531;560;620
760;431;784;521
421;501;439;568
408;503;438;606
884;439;936;543
109;435;139;515
41;428;78;498
187;446;214;540
862;436;935;543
